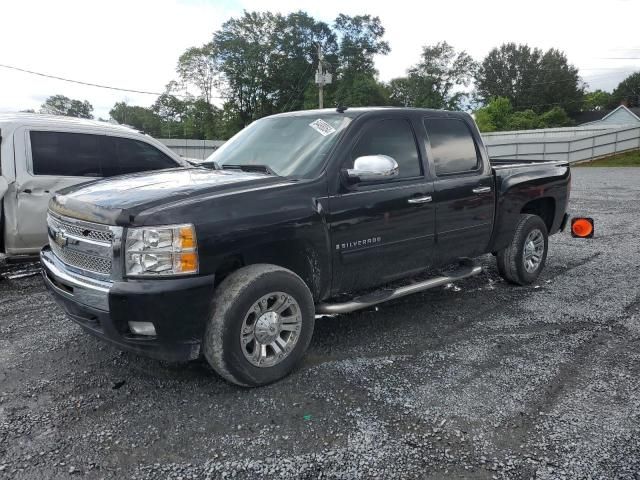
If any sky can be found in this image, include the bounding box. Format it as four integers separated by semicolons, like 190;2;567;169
1;0;639;120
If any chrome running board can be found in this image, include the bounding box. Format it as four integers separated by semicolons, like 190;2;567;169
316;262;483;315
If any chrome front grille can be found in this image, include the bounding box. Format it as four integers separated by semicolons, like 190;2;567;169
47;213;121;278
48;214;114;243
50;241;112;275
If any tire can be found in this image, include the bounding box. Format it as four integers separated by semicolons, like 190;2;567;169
496;214;548;286
203;264;315;387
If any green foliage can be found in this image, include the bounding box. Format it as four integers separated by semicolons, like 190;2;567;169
537;106;573;128
474;97;572;132
611;72;640;108
507;109;539;130
475;43;584;115
335;72;389;106
388;42;476;110
109;103;163;136
40;95;93;119
582;90;613;111
474;97;512;132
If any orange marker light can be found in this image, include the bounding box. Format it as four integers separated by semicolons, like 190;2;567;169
571;217;594;238
176;252;198;274
178;226;196;249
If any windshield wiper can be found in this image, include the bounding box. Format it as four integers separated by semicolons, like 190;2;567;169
200;161;222;170
220;164;278;176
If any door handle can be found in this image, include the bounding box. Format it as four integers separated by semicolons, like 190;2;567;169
408;195;432;204
472;186;491;194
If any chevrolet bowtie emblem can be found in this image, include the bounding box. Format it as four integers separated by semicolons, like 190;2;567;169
54;228;68;248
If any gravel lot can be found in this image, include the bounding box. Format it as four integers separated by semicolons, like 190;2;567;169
1;167;639;479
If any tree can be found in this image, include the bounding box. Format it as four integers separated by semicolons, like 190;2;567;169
388;42;476;110
212;11;337;128
329;14;390;108
109;103;162;137
475;43;583;115
611;72;640;108
176;43;219;104
333;14;389;77
534;49;584;115
40;95;93;118
583;89;613;111
270;12;337;112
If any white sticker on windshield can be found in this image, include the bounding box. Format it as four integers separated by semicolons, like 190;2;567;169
309;118;336;136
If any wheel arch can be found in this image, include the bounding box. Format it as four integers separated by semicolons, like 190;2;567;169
521;197;555;232
212;239;328;302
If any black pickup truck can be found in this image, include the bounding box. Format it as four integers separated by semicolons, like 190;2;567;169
41;107;570;386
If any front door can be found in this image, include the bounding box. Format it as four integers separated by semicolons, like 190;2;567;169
423;117;494;264
328;117;436;294
9;128;95;254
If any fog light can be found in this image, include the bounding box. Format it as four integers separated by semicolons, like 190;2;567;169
128;321;157;336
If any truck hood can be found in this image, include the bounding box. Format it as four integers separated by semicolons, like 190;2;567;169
50;167;287;225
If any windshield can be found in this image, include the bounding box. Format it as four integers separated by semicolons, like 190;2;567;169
203;114;352;178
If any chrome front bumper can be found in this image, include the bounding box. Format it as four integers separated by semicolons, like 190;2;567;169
41;247;112;311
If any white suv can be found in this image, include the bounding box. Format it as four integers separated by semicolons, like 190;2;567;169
0;113;186;258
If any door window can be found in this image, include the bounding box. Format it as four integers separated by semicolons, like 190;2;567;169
30;131;105;177
351;119;422;179
423;118;480;176
111;137;177;175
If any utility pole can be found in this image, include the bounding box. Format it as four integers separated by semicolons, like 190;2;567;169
315;44;332;109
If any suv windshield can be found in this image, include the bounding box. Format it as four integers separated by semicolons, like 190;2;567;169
203;114;352;178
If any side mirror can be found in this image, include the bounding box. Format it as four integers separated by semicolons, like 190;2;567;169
346;155;399;183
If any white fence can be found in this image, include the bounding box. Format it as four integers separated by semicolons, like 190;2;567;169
158;139;224;161
481;125;617;141
483;124;640;163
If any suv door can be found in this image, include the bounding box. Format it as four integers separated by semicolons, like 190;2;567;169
11;129;106;253
328;117;435;293
423;117;494;264
12;130;180;254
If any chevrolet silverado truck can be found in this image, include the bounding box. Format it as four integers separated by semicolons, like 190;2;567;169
41;107;570;386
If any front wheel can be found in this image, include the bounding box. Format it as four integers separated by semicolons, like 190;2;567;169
497;214;549;285
203;264;315;387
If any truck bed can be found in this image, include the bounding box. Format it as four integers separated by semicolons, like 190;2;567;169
490;158;570;169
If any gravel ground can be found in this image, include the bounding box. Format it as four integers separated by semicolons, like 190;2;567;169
1;167;639;479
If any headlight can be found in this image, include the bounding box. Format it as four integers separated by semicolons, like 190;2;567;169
125;224;198;276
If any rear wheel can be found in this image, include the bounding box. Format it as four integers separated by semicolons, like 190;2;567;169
203;264;315;387
497;214;548;285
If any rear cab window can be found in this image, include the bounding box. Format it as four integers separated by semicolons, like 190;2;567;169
29;131;177;177
423;118;481;176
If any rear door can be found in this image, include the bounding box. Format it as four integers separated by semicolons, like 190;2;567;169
329;116;436;293
423;117;494;264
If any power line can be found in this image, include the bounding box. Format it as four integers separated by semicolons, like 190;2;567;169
0;63;224;99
